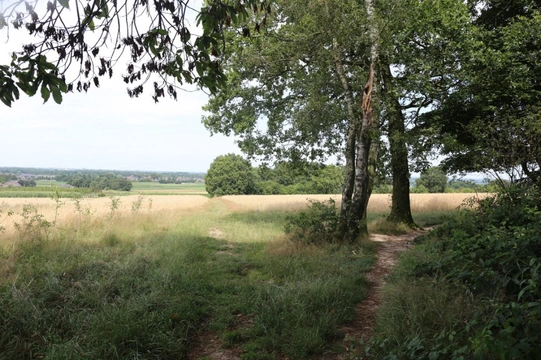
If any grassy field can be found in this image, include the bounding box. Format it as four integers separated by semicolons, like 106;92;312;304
0;181;207;198
0;193;481;359
131;181;207;195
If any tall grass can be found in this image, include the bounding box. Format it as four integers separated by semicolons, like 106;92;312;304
0;195;376;359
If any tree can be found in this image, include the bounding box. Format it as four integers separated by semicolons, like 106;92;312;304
205;154;257;196
204;0;380;241
310;165;344;195
0;0;273;106
416;1;541;184
376;0;472;226
416;167;447;193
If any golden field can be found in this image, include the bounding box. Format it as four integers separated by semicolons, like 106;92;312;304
0;193;489;237
220;192;490;212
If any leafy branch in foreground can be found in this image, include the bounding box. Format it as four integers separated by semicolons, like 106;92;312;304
0;0;272;106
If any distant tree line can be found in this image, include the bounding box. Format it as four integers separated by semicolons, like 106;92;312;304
56;174;132;191
0;167;205;182
0;174;17;183
410;167;502;194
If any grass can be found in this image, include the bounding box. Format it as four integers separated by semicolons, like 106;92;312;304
131;182;207;195
0;191;475;359
0;196;376;359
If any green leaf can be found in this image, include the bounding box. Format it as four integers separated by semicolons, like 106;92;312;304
58;0;70;9
51;86;63;104
88;18;95;31
41;85;51;103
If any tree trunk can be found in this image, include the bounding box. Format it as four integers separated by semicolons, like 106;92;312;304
380;62;416;227
349;65;376;241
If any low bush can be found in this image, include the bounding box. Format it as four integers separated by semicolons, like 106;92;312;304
367;185;541;359
284;199;341;244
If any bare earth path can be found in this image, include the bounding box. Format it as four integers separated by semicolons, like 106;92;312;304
188;229;430;360
336;228;431;359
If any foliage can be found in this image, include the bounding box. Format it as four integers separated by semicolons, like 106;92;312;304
415;167;448;193
0;0;273;106
255;163;344;195
205;153;258;196
0;174;17;183
203;0;370;163
59;173;132;191
285;199;342;245
416;2;541;183
367;185;541;359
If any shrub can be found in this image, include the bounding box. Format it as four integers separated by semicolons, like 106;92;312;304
368;185;541;359
284;199;340;244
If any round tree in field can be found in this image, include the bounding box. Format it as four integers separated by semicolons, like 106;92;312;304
416;167;448;193
205;154;257;197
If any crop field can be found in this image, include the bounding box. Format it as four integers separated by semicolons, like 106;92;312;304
0;193;485;236
0;181;207;199
130;181;207;195
0;192;485;359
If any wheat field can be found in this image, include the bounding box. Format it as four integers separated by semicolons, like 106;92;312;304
219;193;490;212
0;193;488;236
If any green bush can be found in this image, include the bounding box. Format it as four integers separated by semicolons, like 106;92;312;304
284;199;340;244
368;185;541;359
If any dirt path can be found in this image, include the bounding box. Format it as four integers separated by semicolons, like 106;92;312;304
336;228;431;359
188;229;430;360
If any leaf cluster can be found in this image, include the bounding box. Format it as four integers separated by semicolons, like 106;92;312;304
0;0;273;105
203;0;372;163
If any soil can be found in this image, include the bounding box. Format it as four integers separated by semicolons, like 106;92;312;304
335;229;430;359
188;229;430;360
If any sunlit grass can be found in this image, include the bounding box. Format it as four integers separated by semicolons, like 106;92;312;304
0;194;379;359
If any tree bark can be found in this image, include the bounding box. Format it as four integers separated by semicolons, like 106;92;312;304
380;62;416;227
349;65;375;241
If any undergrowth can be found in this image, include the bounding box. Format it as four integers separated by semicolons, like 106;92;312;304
365;185;541;359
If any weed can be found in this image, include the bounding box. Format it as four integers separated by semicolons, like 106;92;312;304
12;204;51;241
130;195;145;213
108;196;121;219
50;187;65;227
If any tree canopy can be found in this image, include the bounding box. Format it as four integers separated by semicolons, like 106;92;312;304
205;153;257;196
415;167;448;194
416;0;541;184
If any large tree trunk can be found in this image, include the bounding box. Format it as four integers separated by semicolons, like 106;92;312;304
380;62;416;227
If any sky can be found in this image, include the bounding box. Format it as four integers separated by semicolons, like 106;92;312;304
0;0;241;173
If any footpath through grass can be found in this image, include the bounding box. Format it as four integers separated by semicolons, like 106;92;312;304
0;199;375;359
364;187;541;359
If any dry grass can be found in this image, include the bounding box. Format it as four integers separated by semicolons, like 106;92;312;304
0;195;210;236
219;193;490;213
0;193;489;242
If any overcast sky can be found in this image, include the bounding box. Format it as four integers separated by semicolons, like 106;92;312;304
0;0;240;173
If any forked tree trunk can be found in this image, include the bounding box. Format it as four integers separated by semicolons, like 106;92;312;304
348;65;376;241
335;0;379;243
